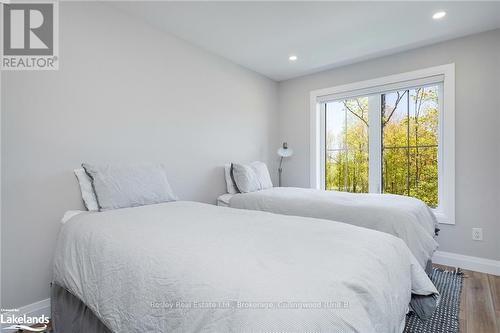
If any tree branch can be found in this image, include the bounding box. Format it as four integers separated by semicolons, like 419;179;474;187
343;101;369;127
383;90;408;126
355;98;367;120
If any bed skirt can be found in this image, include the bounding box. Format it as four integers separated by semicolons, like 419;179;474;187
50;260;434;332
425;259;433;275
51;283;112;333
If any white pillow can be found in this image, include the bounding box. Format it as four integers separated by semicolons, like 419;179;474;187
82;163;177;211
250;161;273;189
224;163;239;194
231;163;261;193
231;161;273;193
74;168;99;211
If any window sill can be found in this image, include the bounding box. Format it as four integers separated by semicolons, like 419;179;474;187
433;210;454;225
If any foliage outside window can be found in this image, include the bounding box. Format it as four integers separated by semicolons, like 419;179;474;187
325;85;439;207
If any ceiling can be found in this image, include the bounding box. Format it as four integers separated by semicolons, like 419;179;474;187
114;1;500;81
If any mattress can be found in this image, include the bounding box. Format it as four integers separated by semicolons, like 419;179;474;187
216;193;234;207
53;201;437;333
219;187;439;268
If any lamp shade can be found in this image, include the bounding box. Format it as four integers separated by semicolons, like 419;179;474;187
277;146;293;157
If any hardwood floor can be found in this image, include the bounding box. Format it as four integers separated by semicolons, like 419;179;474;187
434;264;500;333
19;265;500;333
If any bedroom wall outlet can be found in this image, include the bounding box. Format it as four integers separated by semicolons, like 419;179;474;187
472;228;483;241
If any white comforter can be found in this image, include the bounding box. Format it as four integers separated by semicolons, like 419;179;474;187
53;201;437;333
227;187;439;268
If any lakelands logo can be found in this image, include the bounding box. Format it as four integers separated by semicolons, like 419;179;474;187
1;0;59;70
1;312;49;332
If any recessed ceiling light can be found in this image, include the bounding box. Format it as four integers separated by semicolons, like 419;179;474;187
289;55;298;62
432;11;446;20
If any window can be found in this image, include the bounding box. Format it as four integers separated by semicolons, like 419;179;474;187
311;64;455;224
381;86;439;207
325;97;370;193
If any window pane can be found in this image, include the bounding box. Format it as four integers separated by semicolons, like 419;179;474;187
409;147;438;207
346;149;369;193
325;98;369;193
345;97;369;150
383;90;408;148
382;85;439;207
326;150;344;191
382;147;408;196
326;102;346;150
408;86;439;147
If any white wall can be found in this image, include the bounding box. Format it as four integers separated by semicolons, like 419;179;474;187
1;2;278;308
277;29;500;261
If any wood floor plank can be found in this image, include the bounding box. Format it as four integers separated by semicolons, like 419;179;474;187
466;270;498;333
459;269;470;333
488;274;500;332
434;266;500;333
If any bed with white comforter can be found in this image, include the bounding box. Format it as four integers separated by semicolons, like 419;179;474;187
53;201;437;333
219;187;439;269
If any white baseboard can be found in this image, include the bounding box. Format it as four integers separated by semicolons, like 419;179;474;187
433;250;500;276
1;298;50;330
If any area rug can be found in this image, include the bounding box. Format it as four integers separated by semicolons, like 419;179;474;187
404;267;464;333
